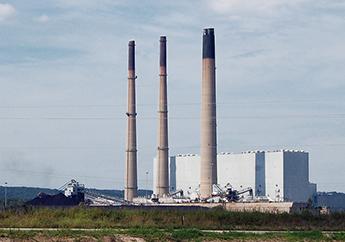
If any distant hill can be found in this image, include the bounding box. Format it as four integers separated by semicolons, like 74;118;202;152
0;186;152;202
0;186;60;201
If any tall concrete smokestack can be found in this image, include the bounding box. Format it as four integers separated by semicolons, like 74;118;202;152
156;36;169;196
200;28;217;199
125;40;137;202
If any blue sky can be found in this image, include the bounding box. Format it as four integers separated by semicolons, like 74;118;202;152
0;0;345;192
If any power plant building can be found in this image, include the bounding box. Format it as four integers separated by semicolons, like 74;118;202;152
153;150;316;202
265;150;317;202
124;28;318;205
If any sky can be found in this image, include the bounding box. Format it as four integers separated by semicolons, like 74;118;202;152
0;0;345;192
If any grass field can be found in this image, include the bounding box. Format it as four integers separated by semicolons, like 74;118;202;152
0;206;345;231
0;207;345;241
1;228;345;241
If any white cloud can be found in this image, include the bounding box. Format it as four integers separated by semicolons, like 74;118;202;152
35;14;50;23
55;0;122;9
208;0;306;16
0;3;15;21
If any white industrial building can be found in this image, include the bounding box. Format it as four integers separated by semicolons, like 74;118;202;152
153;150;316;202
265;151;316;203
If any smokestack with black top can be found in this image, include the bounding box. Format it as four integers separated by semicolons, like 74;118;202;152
124;40;138;202
156;36;169;196
200;28;217;198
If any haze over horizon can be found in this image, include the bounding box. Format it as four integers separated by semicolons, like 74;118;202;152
0;0;345;192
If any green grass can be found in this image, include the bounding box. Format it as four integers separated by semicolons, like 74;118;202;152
0;206;345;231
1;229;345;241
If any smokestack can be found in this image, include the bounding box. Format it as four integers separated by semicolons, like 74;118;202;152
156;36;169;196
200;28;217;198
124;40;138;202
